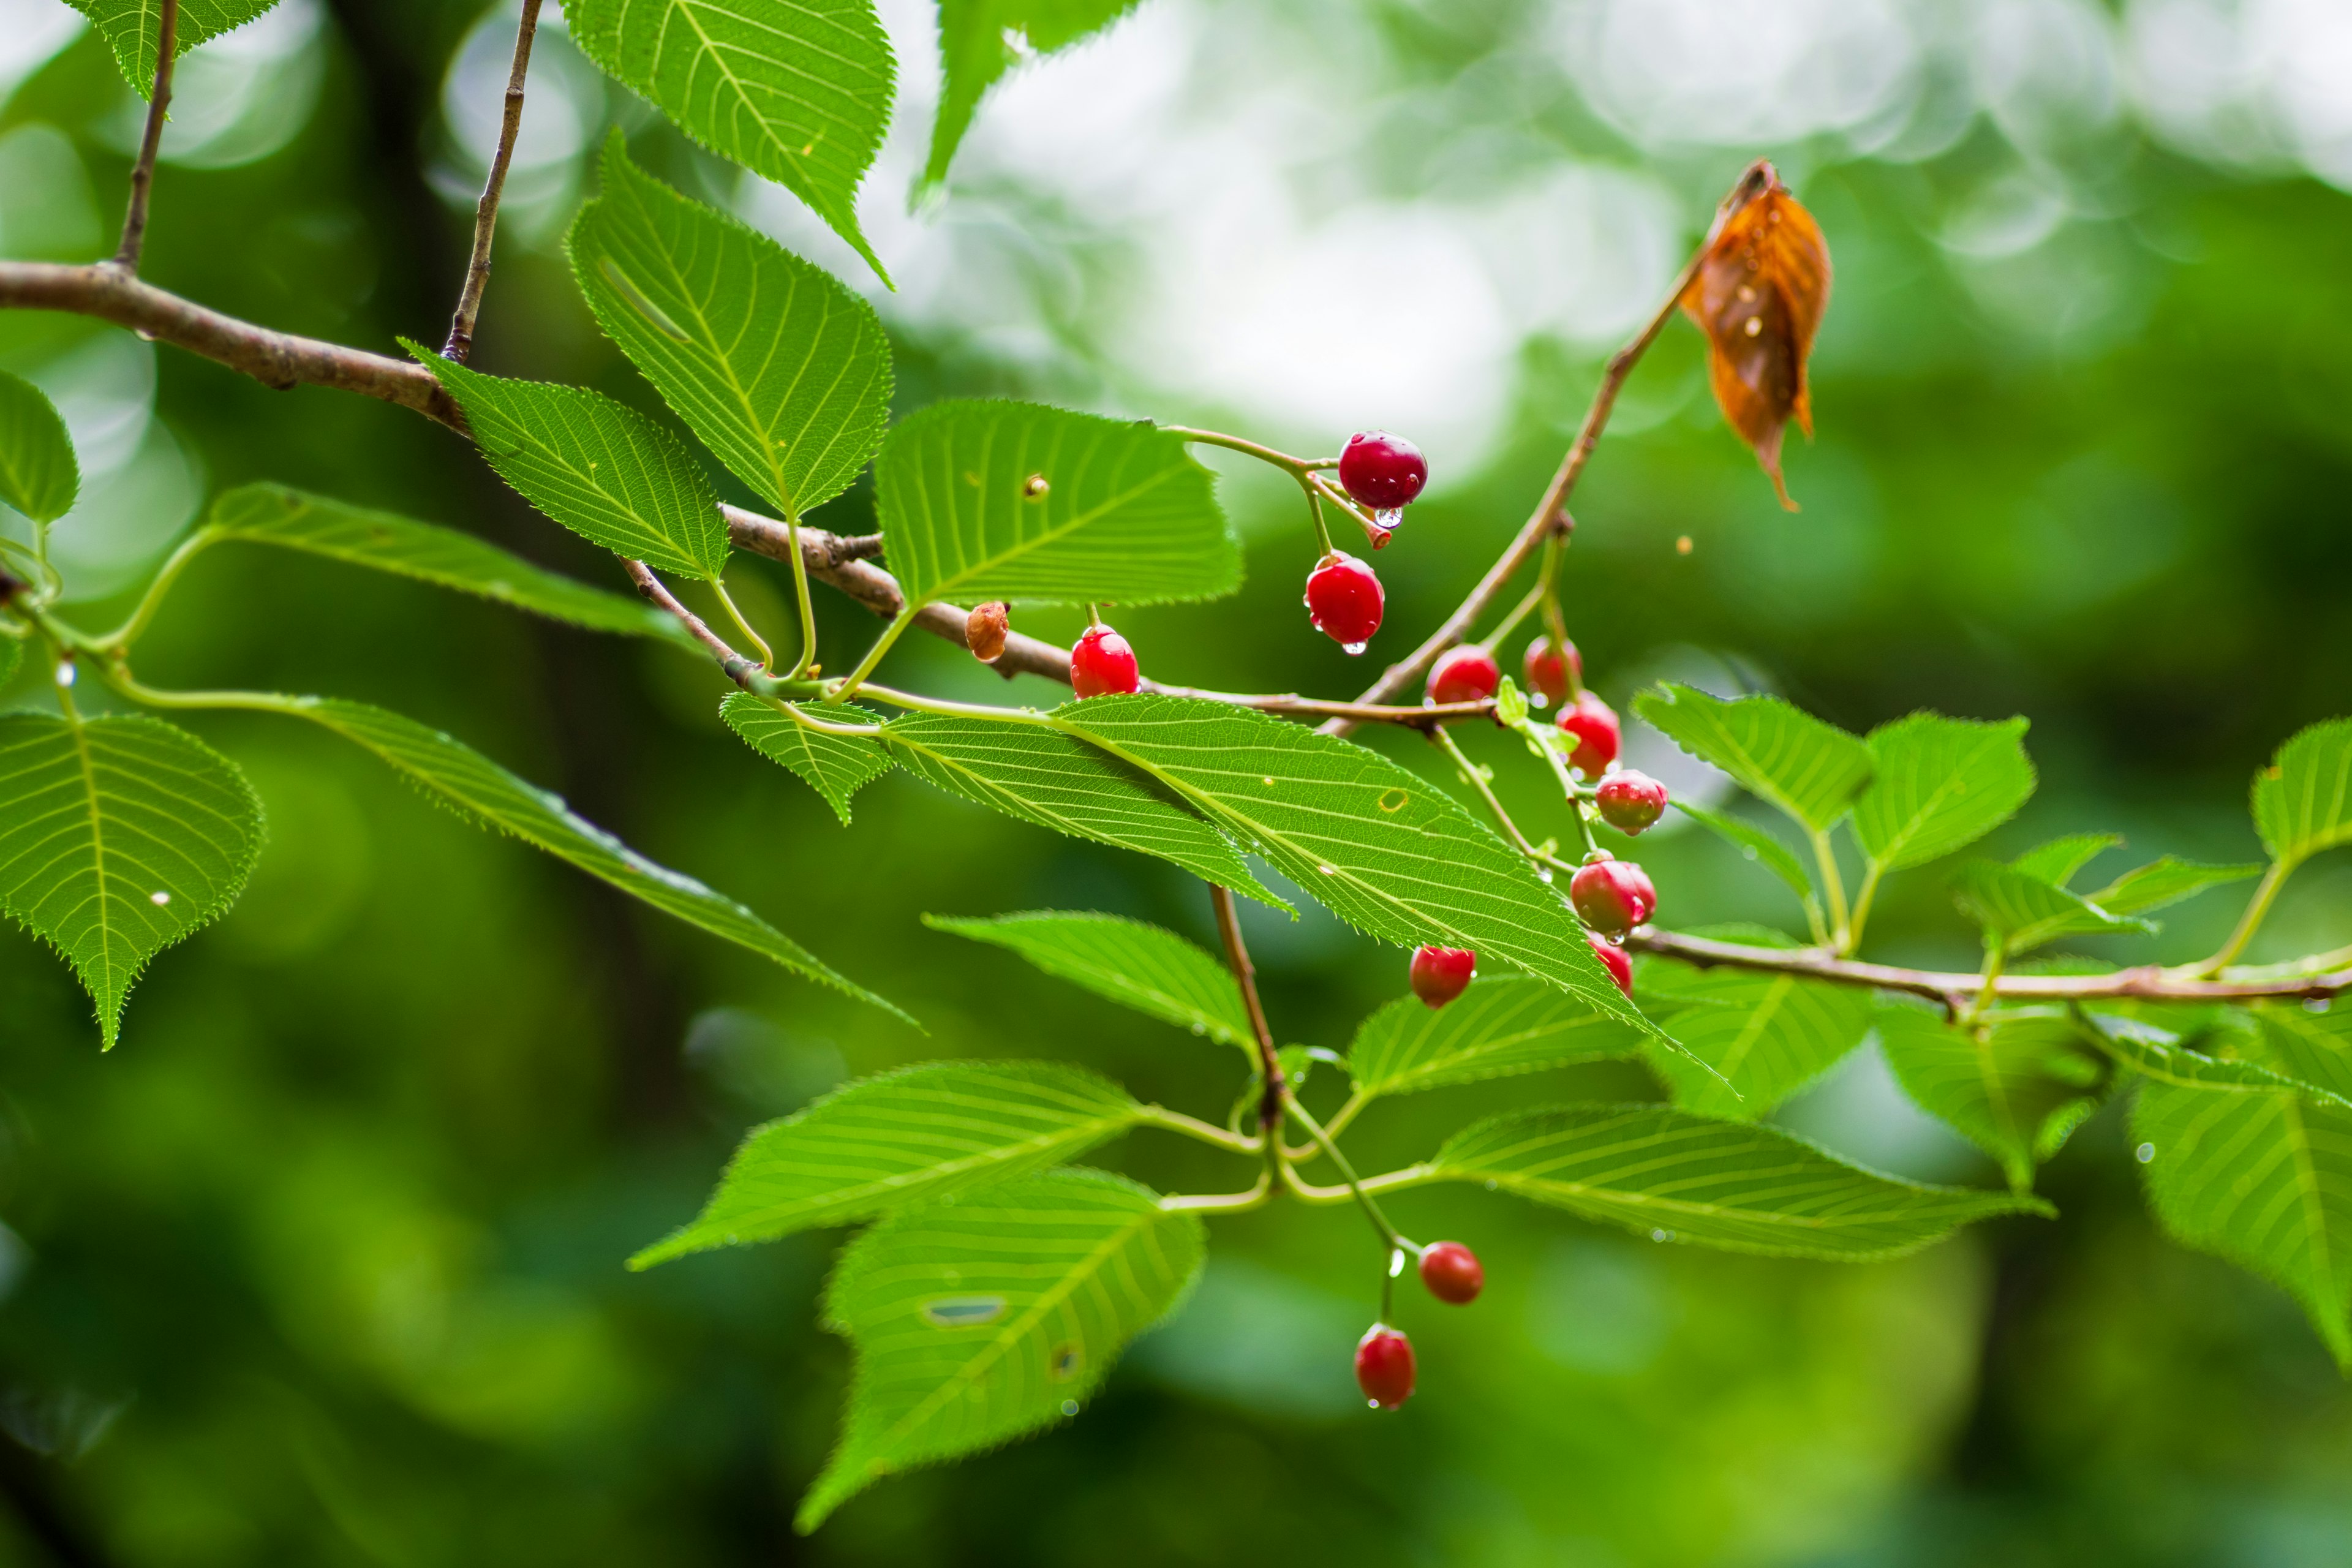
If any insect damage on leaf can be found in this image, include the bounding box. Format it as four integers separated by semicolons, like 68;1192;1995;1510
1679;164;1831;511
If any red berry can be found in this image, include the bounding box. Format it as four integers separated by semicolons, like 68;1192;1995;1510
1355;1324;1416;1409
1419;1242;1484;1305
1587;930;1634;998
1069;624;1139;698
1425;646;1499;706
1522;636;1581;705
1594;770;1668;835
1304;552;1384;650
1409;944;1476;1007
1337;431;1428;511
1558;690;1619;777
1570;855;1657;939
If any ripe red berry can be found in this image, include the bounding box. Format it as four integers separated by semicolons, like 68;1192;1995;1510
1355;1324;1416;1409
1522;636;1581;705
1570;855;1657;939
1419;1242;1484;1305
1069;624;1139;698
1337;431;1428;512
1587;930;1634;998
1594;770;1668;835
1557;690;1620;777
1409;944;1476;1007
1425;645;1500;706
1304;552;1384;651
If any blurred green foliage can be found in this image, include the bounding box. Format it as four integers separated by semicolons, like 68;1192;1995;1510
2;0;2351;1562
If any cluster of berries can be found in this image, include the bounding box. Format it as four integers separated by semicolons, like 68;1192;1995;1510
1353;1240;1485;1409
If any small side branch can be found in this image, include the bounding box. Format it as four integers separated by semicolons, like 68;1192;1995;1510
114;0;180;271
442;0;543;362
622;560;766;692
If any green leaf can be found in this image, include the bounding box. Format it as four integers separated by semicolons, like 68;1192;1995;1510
2009;833;2120;886
1642;947;1875;1121
568;137;893;518
2135;1078;2352;1367
922;910;1255;1051
1853;714;2035;872
924;0;1140;190
286;696;907;1022
0;636;20;690
2254;717;2352;869
0;368;77;524
1950;859;2154;956
64;0;281;95
1877;1005;2108;1191
2085;1012;2350;1110
2256;1005;2352;1106
1672;798;1819;914
876;711;1286;908
720;692;891;826
1423;1103;2046;1260
801;1167;1202;1531
632;1061;1142;1267
408;347;727;579
2081;856;2263;916
877;402;1237;610
1345;975;1642;1099
1044;695;1655;1035
207;484;690;644
0;714;262;1048
1632;684;1872;834
567;1;894;279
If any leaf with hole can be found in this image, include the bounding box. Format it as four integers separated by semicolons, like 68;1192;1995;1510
722;692;890;826
1950;859;2153;957
1423;1103;2046;1260
1878;1005;2108;1191
633;1061;1144;1267
0;714;262;1047
206;484;691;644
1853;713;2035;873
2253;717;2352;870
1045;695;1656;1037
877;402;1237;611
287;696;906;1022
799;1168;1202;1530
569;138;892;518
567;0;894;279
1345;975;1642;1099
410;347;727;579
2135;1077;2352;1367
0;369;77;524
1634;684;1871;834
923;911;1255;1052
64;0;282;95
924;0;1140;190
1642;940;1874;1121
876;711;1284;908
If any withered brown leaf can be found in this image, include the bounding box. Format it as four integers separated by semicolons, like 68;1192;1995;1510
1680;166;1831;511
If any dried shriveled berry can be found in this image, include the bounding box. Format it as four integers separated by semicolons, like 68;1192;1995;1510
1594;770;1668;835
1409;944;1476;1008
1558;691;1620;777
1305;552;1384;651
967;601;1010;663
1419;1242;1484;1305
1069;624;1139;698
1570;856;1657;939
1355;1324;1416;1409
1426;646;1500;706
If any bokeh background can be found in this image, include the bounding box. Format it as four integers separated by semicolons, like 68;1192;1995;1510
3;0;2351;1561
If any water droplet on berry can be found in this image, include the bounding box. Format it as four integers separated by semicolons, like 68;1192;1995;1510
1342;641;1368;655
1374;508;1401;530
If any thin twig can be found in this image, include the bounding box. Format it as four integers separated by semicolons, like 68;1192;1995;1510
1210;883;1284;1133
622;560;766;691
1627;927;2352;1007
442;0;543;362
113;0;179;271
1324;160;1777;736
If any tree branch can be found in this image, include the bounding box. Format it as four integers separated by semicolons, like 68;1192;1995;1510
442;0;543;361
1324;159;1776;736
1627;927;2352;1008
0;262;465;429
114;0;179;270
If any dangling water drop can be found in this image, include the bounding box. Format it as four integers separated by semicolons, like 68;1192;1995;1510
1342;640;1368;656
1537;867;1554;884
1374;508;1402;530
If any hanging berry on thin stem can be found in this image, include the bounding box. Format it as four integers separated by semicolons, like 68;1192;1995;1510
1594;771;1668;834
1523;636;1580;706
1425;645;1499;706
1558;690;1619;777
1586;930;1634;998
1409;944;1476;1007
1570;854;1657;939
1069;617;1139;698
1419;1241;1484;1304
1305;552;1383;652
1355;1324;1416;1409
1338;430;1428;520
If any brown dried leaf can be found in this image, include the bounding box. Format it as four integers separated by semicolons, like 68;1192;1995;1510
1680;167;1831;511
967;600;1011;663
